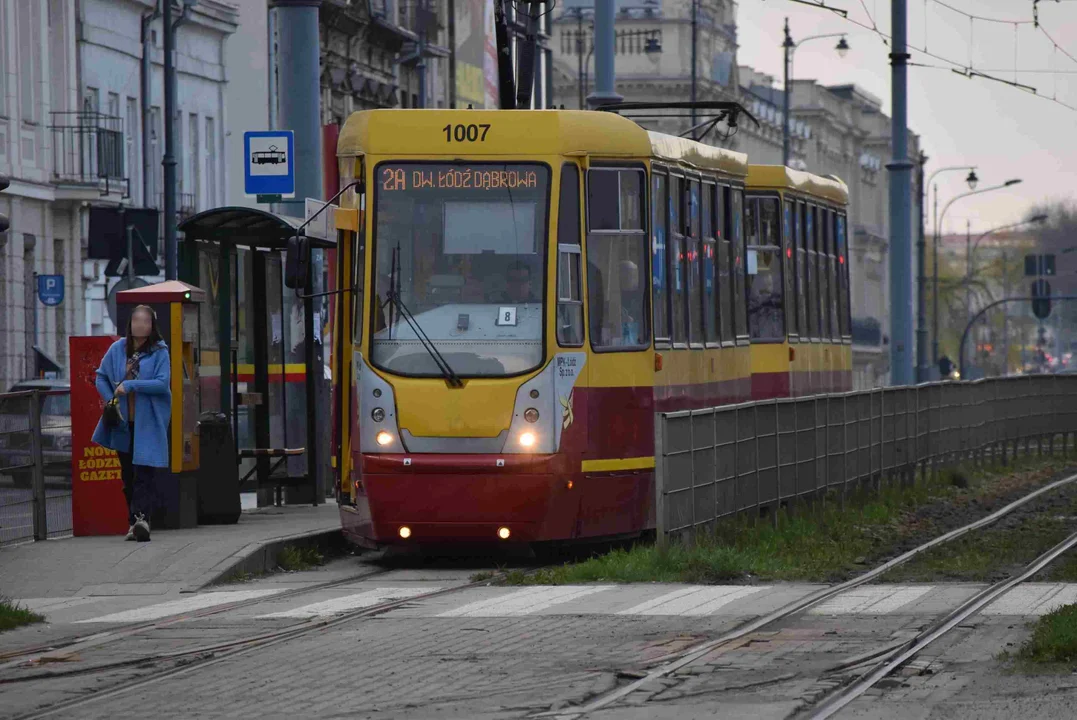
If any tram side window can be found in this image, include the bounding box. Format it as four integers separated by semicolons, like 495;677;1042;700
837;213;851;337
702;182;718;344
795;202;807;337
717;185;733;342
732;188;748;340
651;171;670;344
586;167;649;350
746;197;784;341
805;205;818;339
670;175;686;344
782;200;796;338
557;164;584;347
819;207;831;340
826;209;839;340
687;179;703;344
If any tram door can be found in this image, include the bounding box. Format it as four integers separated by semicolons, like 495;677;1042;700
582;166;655;534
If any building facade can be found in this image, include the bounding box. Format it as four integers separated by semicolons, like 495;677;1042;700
0;0;236;390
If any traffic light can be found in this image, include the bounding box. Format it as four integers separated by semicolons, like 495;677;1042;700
0;175;9;234
1032;278;1052;320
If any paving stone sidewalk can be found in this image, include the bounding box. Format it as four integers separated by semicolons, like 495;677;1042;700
0;503;340;598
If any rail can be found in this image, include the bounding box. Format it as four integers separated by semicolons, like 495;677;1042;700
0;389;73;545
654;374;1077;545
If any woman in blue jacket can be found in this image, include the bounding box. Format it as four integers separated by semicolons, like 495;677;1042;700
92;305;171;542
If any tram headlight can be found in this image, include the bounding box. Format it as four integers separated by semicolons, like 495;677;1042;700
376;431;394;446
519;431;536;448
497;526;511;540
371;407;385;422
523;408;540;423
399;526;412;539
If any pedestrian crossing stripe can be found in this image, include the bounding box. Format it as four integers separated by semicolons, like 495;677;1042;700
980;583;1077;616
617;586;763;616
75;589;284;623
257;587;440;618
809;585;934;615
437;585;616;617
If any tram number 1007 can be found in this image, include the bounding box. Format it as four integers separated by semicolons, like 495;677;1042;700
443;123;491;143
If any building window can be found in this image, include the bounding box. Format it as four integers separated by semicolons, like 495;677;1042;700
586;167;649;350
0;2;7;117
556;164;583;346
126;97;138;203
149;106;160;206
189;113;199;210
18;1;42;124
205;117;216;207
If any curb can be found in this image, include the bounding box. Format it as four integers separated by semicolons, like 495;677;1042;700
183;527;346;592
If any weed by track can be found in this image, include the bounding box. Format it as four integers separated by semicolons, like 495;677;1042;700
0;597;44;633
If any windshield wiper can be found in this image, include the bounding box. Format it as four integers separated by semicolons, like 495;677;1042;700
384;245;464;388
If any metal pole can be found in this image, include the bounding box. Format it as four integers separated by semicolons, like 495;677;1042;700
274;0;323;216
586;0;621;107
932;184;939;365
163;0;177;280
782;18;792;167
268;7;277;129
916;151;928;382
577;10;584;110
30;391;47;540
418;0;427;108
965;219;971;343
888;0;914;385
1002;248;1010;374
32;272;38;373
690;0;698;131
448;0;457;108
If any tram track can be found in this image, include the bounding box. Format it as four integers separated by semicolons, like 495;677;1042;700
0;565;393;669
544;469;1077;719
1;564;539;720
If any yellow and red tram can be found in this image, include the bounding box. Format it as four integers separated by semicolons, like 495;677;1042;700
323;108;851;548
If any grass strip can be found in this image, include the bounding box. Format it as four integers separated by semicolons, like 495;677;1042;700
507;455;1077;586
277;545;325;572
1010;603;1077;669
0;597;45;633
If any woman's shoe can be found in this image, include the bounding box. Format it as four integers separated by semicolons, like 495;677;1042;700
133;515;151;542
125;525;136;541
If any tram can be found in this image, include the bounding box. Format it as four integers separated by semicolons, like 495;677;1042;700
312;108;851;548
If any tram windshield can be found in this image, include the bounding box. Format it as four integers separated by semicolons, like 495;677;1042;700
371;162;551;378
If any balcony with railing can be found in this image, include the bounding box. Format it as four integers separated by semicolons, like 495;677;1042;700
48;112;130;199
156;192;198;220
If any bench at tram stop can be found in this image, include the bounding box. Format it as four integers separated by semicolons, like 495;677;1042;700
237;446;307;509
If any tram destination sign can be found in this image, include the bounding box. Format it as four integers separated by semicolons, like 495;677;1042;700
380;165;541;192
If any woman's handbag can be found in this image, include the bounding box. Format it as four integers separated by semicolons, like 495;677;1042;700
102;379;123;428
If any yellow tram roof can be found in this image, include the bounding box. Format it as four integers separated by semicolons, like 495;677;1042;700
337;109;747;177
747;165;849;206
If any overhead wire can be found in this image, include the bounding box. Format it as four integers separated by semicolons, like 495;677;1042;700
814;0;1077;115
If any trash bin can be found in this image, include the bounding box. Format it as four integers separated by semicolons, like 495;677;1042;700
197;411;241;524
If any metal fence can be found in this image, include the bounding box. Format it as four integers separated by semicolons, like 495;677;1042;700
655;374;1077;544
0;390;73;545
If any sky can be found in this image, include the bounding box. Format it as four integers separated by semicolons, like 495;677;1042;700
734;0;1077;235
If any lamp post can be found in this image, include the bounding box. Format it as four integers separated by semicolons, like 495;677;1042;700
782;20;849;167
926;166;978;372
933;177;1022;365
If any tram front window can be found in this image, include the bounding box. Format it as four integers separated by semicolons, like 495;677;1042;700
372;162;551;378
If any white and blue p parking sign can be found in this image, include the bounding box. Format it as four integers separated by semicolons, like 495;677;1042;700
37;275;64;306
244;130;295;199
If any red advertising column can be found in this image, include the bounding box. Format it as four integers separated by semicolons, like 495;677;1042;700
70;335;128;536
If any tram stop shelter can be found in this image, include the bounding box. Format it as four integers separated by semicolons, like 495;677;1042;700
177;207;335;506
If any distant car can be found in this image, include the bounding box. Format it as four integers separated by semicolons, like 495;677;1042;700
0;380;71;488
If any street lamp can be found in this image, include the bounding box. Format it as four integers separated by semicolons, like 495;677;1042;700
932;177;1022;366
782;18;850;167
924;165;979;377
